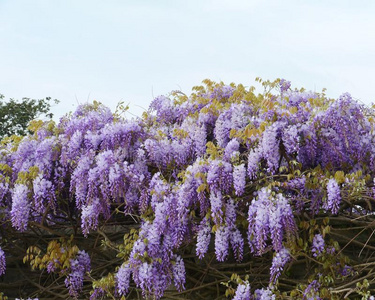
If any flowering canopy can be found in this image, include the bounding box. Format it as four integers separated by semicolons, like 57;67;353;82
1;79;375;299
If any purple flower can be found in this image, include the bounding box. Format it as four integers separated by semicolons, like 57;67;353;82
215;225;229;261
0;247;5;276
340;265;353;277
254;288;276;300
214;112;232;148
33;175;55;214
193;124;207;157
149;95;176;123
11;184;30;231
0;180;9;204
224;139;240;161
172;255;185;291
210;190;223;224
280;79;291;92
248;188;296;255
233;164;246;196
65;271;84;298
230;228;244;262
81;198;101;236
116;263;131;296
247;188;271;255
225;198;237;229
326;178;341;214
196;220;211;259
311;234;325;257
207;159;233;193
247;148;261;180
270;247;290;284
65;250;91;298
261;123;280;174
303;280;321;300
233;282;251;300
282;125;299;154
136;262;153;292
90;288;105;300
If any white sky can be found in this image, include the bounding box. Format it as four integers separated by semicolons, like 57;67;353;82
1;0;375;120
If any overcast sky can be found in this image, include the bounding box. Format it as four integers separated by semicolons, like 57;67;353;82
1;0;374;120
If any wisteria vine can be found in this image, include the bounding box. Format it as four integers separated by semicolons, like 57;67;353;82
1;79;375;299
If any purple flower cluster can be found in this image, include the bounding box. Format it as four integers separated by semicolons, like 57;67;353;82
207;159;233;194
116;263;131;296
233;282;251;300
270;247;290;284
196;220;211;259
11;184;30;231
254;288;276;300
248;188;296;255
233;164;246;196
172;255;185;291
215;225;230;261
0;247;5;276
279;79;291;92
303;280;321;300
311;234;325;257
326;178;341;214
65;250;91;298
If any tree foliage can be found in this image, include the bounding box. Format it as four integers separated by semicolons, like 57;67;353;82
0;94;59;138
0;79;375;299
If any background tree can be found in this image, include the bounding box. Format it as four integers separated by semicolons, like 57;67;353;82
0;94;59;137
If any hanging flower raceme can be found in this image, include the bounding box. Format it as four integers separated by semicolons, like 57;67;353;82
11;184;31;231
248;188;296;255
0;247;5;276
65;250;91;298
326;178;341;215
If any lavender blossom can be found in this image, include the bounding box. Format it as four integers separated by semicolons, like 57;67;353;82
233;282;251;300
81;198;101;236
65;250;91;298
196;220;211;259
193;124;207;157
280;79;291;92
261;124;280;173
247;148;261;179
33;175;55;214
90;288;105;300
303;280;321;300
230;228;244;262
254;288;276;300
224;139;240;161
210;190;223;224
11;184;30;231
0;247;5;276
207;159;233;193
311;234;325;257
225;198;237;229
326;178;341;214
248;188;296;255
215;225;229;261
116;263;131;296
233;164;246;196
214;112;232;148
282;125;299;154
172;255;185;291
270;247;290;284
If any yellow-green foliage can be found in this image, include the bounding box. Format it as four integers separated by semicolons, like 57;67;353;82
24;236;79;272
117;228;139;261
